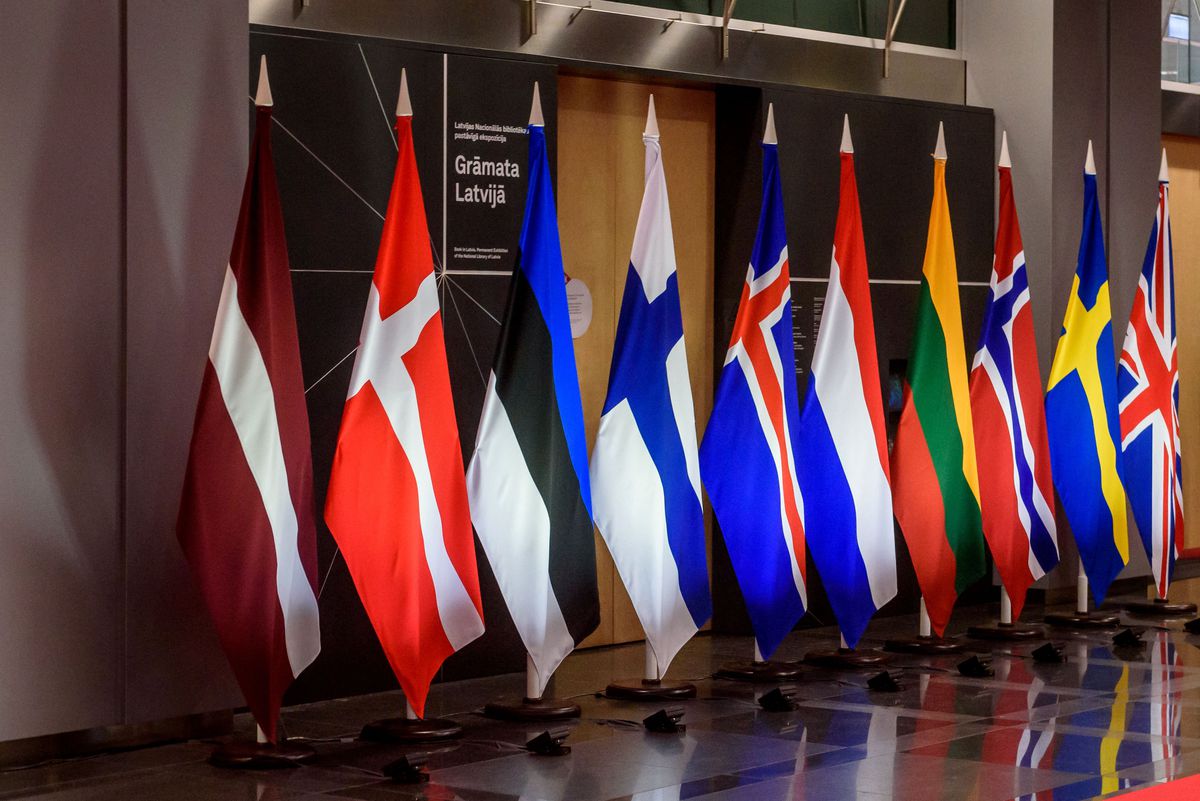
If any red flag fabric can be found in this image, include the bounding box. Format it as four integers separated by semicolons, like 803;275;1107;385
324;93;485;718
177;89;321;743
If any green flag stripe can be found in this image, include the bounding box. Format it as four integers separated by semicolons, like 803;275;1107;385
907;278;986;593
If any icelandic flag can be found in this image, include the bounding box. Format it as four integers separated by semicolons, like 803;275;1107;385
968;133;1059;622
795;115;895;649
466;83;599;697
700;104;806;660
590;97;711;678
1119;150;1183;600
1045;141;1129;605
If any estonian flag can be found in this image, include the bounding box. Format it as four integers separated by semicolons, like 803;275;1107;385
466;83;599;697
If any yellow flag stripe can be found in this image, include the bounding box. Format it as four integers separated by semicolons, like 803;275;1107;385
1046;275;1130;562
924;159;980;502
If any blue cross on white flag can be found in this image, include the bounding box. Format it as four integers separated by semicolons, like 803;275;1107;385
590;96;712;678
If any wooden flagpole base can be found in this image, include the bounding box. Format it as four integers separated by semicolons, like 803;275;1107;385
1044;611;1121;629
882;635;963;655
604;678;696;701
715;660;803;682
802;647;889;669
208;739;315;770
482;697;581;722
966;622;1045;641
361;716;462;743
1124;598;1198;618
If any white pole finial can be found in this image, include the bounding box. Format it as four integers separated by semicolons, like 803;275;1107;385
1160;148;1170;182
529;81;544;127
396;67;412;117
763;103;777;145
644;94;659;138
840;113;853;154
932;121;946;160
255;55;273;107
998;130;1011;169
1085;140;1096;175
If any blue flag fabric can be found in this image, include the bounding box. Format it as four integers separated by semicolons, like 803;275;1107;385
1045;153;1130;605
590;103;711;677
466;92;599;697
700;128;807;660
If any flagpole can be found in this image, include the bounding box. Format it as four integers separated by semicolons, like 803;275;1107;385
1000;588;1013;625
1045;557;1119;628
883;595;963;655
525;653;540;701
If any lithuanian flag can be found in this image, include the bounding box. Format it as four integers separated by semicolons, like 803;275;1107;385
891;123;985;636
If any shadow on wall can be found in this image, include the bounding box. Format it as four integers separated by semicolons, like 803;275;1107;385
120;7;246;723
8;1;122;739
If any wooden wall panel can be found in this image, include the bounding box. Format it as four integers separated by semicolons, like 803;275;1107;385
557;75;715;649
1163;134;1200;554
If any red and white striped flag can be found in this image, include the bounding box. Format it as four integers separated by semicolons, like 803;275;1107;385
325;70;485;717
177;58;321;743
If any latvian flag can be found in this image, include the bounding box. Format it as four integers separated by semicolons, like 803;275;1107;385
968;133;1059;621
177;58;320;742
796;115;896;649
700;104;806;660
466;83;599;697
325;70;484;718
1119;150;1183;600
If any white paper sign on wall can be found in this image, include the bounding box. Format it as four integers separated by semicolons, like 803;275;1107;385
566;276;592;339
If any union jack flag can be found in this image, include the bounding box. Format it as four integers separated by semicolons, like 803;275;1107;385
699;104;806;660
1118;152;1183;599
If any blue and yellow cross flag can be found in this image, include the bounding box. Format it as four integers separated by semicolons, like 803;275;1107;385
1045;141;1130;605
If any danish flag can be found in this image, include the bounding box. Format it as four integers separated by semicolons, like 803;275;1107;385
1119;150;1183;600
325;71;484;718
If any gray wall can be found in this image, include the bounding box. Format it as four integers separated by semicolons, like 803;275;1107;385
962;0;1162;589
0;1;244;743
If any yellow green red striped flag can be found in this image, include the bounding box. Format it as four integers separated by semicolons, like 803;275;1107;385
891;123;985;636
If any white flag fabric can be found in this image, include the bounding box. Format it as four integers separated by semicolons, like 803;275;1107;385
590;97;711;678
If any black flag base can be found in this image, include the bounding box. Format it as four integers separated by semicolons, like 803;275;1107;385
1124;598;1198;618
715;660;803;683
605;678;697;701
361;716;463;744
208;739;316;770
802;647;889;670
1044;611;1121;629
966;621;1046;641
882;635;964;655
483;697;582;722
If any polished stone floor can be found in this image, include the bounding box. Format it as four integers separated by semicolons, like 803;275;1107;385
6;590;1200;801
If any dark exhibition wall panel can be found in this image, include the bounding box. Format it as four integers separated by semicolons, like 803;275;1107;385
249;28;559;704
713;86;995;634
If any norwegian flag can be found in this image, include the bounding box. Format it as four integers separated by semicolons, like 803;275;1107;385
325;71;484;718
1119;150;1183;599
968;133;1059;621
699;103;806;660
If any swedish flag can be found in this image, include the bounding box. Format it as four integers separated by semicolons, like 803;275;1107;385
1045;142;1129;604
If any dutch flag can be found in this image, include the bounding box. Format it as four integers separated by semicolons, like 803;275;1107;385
795;115;896;648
